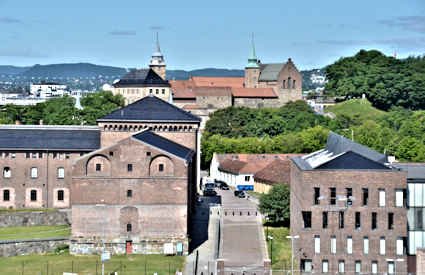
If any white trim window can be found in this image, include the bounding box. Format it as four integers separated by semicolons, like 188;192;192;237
396;237;404;255
347;236;352;254
372;261;378;274
379;189;386;207
330;236;336;254
322;260;328;273
338;260;345;273
57;167;64;179
380;237;386;255
363;237;369;254
31;167;38;178
314;235;320;254
396;189;404;207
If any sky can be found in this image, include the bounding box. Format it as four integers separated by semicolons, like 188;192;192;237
0;0;424;70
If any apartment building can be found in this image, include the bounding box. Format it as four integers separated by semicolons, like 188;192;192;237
290;132;408;274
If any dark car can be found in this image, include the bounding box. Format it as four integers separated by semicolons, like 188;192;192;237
237;191;246;198
215;180;229;190
203;189;217;197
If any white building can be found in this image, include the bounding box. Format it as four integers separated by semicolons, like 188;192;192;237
30;82;69;98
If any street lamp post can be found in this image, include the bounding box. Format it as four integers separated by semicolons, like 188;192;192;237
265;216;269;239
286;235;299;275
268;236;274;266
386;258;404;275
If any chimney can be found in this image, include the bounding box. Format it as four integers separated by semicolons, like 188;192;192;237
39;119;43;125
15;120;21;125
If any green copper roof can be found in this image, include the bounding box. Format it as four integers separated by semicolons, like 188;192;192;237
246;34;259;68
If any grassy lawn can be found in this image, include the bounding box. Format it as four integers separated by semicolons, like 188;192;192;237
0;225;70;240
326;98;386;121
0;251;186;275
248;191;263;199
264;225;293;270
0;208;58;214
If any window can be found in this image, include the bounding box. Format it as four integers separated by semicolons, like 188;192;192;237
57;190;64;201
397;237;404;255
293;80;296;89
314;235;320;254
128;164;133;172
65;153;70;159
372;212;377;230
162;89;165;95
4;152;9;158
416;208;424;229
302;211;311;228
127;223;132;232
322;260;328;273
330;236;336;254
53;152;57;159
30;190;37;201
338;260;344;273
38;152;43;159
388;261;395;274
57;167;64;179
26;152;30;159
11;153;15;159
146;152;151;157
355;212;361;230
155;89;159;94
355;261;361;274
346;188;353;206
3;167;11;178
380;237;386;255
322;212;328;229
3;190;10;201
379;189;386;207
159;164;164;172
362;188;368;206
363;237;369;254
245;176;250;182
330;188;336;205
127;190;132;198
339;211;344;229
347;236;352;254
109;151;114;156
314;187;320;205
371;261;378;274
32;152;36;159
388;212;394;230
96;163;101;171
396;189;404;207
282;80;286;89
31;167;38;178
300;259;312;273
149;89;153;94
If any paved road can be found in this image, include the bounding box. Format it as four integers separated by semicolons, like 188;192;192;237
218;189;267;268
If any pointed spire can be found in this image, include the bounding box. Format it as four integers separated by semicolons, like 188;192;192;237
156;32;161;53
246;33;259;68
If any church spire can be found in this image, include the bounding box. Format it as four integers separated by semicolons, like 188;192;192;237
149;32;166;80
156;32;161;53
246;33;259;68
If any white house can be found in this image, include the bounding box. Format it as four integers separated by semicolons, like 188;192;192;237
30;82;69;98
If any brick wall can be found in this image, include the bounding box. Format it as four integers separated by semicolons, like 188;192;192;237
290;162;408;273
418;249;425;275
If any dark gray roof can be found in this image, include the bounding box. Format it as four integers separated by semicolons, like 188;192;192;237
113;69;170;88
258;63;285;81
0;126;100;151
132;130;194;161
394;164;425;179
292;132;388;170
97;95;201;123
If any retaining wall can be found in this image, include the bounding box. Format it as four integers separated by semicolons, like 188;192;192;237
0;210;71;227
0;238;69;257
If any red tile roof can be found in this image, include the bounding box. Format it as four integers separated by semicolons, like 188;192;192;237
194;86;232;96
231;87;277;98
191;76;244;88
218;159;248;174
253;159;292;184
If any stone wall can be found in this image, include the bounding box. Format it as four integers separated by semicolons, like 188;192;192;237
0;210;71;227
233;97;281;108
0;238;68;257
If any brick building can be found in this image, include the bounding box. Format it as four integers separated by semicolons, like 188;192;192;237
0;125;100;209
290;133;408;274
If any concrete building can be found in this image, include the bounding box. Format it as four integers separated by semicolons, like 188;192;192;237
290;133;408;274
30;82;69;98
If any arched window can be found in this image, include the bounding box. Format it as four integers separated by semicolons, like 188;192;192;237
288;77;292;89
283;80;286;89
127;223;132;232
293;80;296;89
3;167;11;178
57;190;64;201
30;190;37;201
57;167;64;179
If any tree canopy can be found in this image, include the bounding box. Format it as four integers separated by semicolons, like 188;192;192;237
325;49;425;110
259;183;290;225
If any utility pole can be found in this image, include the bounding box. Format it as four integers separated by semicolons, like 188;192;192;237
286;235;299;275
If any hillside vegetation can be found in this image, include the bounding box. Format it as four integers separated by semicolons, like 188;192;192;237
326;98;386;122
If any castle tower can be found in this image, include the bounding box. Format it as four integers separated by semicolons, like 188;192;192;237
149;32;166;80
244;34;260;88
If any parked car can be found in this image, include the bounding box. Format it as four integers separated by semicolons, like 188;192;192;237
237;191;246;198
215;180;229;190
234;190;241;196
203;189;217;197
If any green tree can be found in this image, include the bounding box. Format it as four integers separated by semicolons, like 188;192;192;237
259;183;290;224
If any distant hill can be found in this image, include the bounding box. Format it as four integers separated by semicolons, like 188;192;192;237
20;63;128;78
300;68;326;91
0;66;30;75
